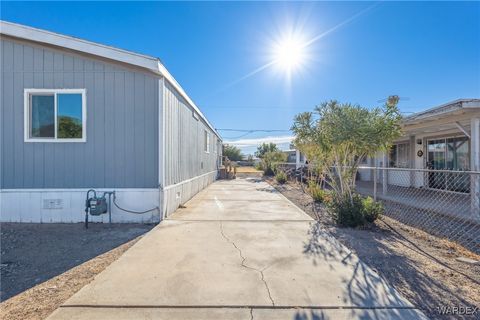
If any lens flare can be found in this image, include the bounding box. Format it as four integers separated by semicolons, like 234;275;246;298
272;35;307;73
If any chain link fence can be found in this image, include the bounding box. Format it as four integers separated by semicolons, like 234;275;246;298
276;163;480;254
356;167;480;254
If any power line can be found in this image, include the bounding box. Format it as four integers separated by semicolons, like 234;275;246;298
204;106;417;114
205;106;311;109
216;128;290;132
223;131;256;139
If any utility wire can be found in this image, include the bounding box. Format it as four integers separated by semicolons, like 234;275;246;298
223;131;256;139
205;106;416;114
216;129;290;132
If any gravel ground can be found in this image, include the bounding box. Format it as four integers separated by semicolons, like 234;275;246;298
267;178;480;320
0;223;153;320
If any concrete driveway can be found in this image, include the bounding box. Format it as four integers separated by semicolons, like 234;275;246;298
48;178;426;320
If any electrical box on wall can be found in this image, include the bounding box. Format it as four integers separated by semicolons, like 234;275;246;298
43;199;64;209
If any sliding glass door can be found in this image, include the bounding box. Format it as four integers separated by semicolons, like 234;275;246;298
427;137;470;192
427;139;447;189
446;137;470;192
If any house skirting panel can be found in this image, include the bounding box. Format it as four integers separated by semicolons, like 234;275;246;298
163;170;217;218
0;189;160;223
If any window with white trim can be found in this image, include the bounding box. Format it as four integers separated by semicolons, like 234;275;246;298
24;89;86;142
204;130;210;153
389;142;410;168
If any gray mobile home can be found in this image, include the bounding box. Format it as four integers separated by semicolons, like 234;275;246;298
0;21;222;223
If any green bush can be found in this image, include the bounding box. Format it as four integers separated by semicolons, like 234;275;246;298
264;167;275;176
275;171;287;184
361;196;384;222
328;194;383;227
328;194;365;227
307;180;330;203
260;151;287;176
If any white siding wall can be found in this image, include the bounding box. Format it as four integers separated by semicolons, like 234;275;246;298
162;81;220;217
0;189;159;223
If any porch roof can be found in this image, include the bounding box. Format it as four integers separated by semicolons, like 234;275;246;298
400;99;480;137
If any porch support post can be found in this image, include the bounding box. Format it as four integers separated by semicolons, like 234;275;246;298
409;135;416;187
296;149;301;169
471;118;480;217
382;152;388;195
370;156;375;182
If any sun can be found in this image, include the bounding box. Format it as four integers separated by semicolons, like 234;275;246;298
272;35;307;72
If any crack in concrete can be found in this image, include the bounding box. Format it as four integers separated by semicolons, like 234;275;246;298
250;307;254;320
219;222;275;306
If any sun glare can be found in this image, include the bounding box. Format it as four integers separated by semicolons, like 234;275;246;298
272;34;307;75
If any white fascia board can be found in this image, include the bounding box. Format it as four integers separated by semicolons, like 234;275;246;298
1;20;159;72
1;20;222;140
463;100;480;108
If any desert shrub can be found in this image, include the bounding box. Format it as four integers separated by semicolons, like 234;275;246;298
260;151;287;176
275;171;287;184
264;167;275;176
361;196;384;222
307;180;329;203
328;194;365;227
328;194;383;227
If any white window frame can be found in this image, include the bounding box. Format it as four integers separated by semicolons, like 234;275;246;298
24;89;87;143
389;142;410;168
204;130;210;153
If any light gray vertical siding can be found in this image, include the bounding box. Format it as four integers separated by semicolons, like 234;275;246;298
0;37;158;189
163;81;220;187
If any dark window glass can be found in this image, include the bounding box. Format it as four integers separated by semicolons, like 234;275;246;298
31;95;55;138
57;93;83;138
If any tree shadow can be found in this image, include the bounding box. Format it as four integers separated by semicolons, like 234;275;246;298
294;309;330;320
302;221;479;319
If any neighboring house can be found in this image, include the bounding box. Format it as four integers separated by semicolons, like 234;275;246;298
0;21;222;223
358;99;480;214
283;145;307;169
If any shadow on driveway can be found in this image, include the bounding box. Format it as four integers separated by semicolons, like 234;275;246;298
303;221;479;320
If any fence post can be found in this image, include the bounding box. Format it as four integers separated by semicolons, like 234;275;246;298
373;167;377;201
471;118;480;217
382;153;388;195
296;149;301;170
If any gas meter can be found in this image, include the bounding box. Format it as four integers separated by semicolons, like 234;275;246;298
85;189;110;228
84;189;156;229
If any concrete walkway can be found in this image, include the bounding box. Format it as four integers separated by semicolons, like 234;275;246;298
48;178;426;320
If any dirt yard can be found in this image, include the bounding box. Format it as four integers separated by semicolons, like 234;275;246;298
0;223;153;320
267;178;480;320
235;166;261;173
235;166;263;178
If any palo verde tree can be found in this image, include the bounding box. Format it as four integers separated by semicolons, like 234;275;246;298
222;144;243;161
255;142;279;158
254;142;286;176
291;100;402;224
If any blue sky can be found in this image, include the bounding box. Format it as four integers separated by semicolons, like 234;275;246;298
2;1;479;154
